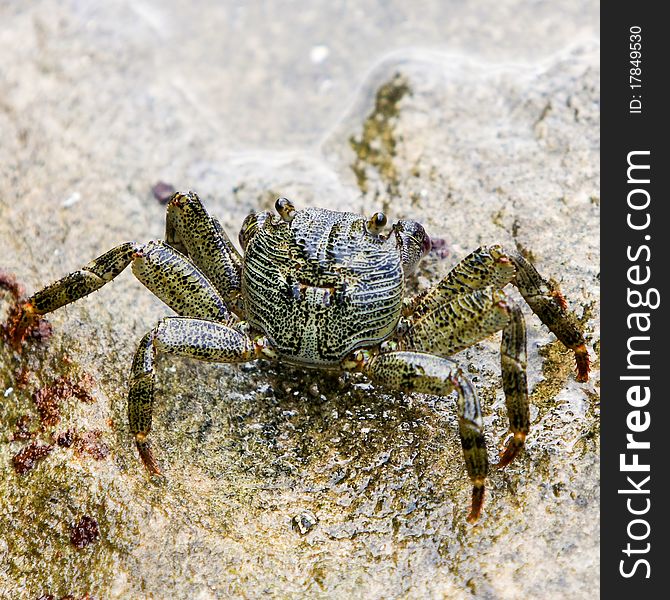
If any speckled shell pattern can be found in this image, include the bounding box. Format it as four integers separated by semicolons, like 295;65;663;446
242;208;404;366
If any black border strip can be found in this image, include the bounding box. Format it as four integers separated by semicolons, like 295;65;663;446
601;4;669;593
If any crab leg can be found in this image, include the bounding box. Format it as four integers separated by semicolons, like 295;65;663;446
8;240;236;348
404;245;589;381
22;242;138;314
403;286;532;466
165;191;244;315
131;241;231;321
363;351;488;523
403;245;517;319
498;302;529;467
9;242;138;346
508;249;589;381
129;317;257;474
401;286;512;358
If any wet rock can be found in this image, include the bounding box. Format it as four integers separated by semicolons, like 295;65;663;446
0;1;598;598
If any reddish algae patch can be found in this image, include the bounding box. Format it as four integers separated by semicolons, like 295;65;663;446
12;442;54;474
70;516;100;549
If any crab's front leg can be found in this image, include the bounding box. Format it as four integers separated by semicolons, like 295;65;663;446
165;191;244;315
360;351;488;523
129;317;263;474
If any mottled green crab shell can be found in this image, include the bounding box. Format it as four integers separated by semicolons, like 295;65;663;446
242;207;405;367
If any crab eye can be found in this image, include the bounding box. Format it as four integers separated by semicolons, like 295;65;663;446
366;212;387;236
275;197;296;223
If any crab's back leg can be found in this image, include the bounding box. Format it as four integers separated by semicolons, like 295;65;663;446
509;249;589;381
498;301;529;467
361;351;487;523
400;245;588;466
404;245;589;381
129;317;259;474
401;284;531;466
9;240;232;348
9;242;138;346
401;286;512;358
404;245;517;319
165;191;244;315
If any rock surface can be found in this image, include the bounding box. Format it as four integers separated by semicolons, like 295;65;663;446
0;1;599;598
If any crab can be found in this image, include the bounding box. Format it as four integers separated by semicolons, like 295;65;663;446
8;192;589;522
